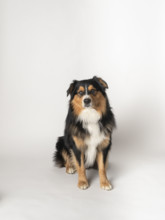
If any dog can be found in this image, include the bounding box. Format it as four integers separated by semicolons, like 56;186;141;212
54;76;115;190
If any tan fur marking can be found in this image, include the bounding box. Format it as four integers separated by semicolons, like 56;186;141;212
98;77;108;89
98;137;110;151
62;151;69;162
71;150;88;190
88;85;95;91
73;136;86;150
92;91;106;115
62;150;75;174
71;94;83;116
105;151;110;170
77;86;85;93
97;151;112;190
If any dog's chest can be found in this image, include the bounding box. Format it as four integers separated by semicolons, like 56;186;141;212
84;122;105;168
78;108;105;168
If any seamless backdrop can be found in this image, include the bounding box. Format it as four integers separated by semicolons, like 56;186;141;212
0;1;165;220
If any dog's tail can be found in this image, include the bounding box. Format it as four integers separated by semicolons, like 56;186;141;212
53;136;71;167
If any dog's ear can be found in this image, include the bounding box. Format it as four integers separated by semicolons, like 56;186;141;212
93;76;108;90
67;80;77;96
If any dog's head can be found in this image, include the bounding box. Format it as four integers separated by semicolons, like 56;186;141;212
67;76;109;117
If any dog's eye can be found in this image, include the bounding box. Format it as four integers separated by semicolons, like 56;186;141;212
90;89;97;95
78;91;84;96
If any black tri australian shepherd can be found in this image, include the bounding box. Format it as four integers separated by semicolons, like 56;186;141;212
54;76;115;190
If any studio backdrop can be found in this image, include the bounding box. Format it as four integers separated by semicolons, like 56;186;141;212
0;1;165;220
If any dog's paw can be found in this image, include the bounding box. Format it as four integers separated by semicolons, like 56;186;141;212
100;181;112;191
78;180;89;190
66;167;76;174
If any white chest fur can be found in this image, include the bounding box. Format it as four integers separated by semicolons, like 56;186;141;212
84;123;105;168
78;108;106;168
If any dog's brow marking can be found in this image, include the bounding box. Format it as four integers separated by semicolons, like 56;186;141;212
77;86;85;92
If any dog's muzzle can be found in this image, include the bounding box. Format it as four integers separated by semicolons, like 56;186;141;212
84;98;91;107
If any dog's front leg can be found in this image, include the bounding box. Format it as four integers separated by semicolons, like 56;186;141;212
77;152;88;190
97;146;112;191
71;148;88;190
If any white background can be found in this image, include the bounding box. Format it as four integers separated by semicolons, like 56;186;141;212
0;0;165;219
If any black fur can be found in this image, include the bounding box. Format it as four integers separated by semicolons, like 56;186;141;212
53;136;71;167
54;76;116;168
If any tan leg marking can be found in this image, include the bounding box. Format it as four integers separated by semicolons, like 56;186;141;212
72;136;85;150
71;93;84;116
62;151;76;174
98;137;110;151
97;151;112;191
71;151;89;190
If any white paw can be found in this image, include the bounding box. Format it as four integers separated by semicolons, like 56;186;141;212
101;182;112;191
66;167;76;174
78;181;89;190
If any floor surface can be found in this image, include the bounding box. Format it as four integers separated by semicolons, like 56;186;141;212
0;129;165;220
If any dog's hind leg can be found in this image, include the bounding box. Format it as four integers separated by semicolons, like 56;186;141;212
54;136;75;174
62;151;76;174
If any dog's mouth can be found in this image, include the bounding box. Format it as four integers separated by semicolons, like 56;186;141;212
84;103;92;108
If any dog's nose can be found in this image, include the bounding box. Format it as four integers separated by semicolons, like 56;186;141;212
84;98;91;105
